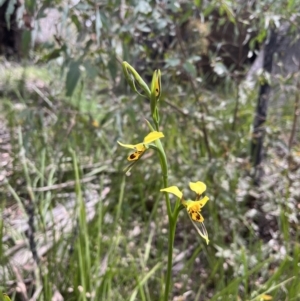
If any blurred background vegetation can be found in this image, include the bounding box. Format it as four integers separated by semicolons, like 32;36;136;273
0;0;300;300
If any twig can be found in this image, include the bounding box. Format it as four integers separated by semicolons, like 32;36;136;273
164;98;188;116
32;175;97;192
231;22;244;132
12;266;29;301
232;81;240;131
251;28;277;185
31;85;53;108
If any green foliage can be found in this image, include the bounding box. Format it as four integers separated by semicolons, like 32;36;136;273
66;61;81;97
6;0;298;95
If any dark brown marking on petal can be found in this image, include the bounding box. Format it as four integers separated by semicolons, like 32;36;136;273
195;213;201;221
128;152;139;161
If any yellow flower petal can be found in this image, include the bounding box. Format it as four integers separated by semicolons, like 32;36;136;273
118;131;164;170
188;215;209;245
160;186;183;199
189;181;206;195
118;131;163;152
134;143;146;152
143;131;164;144
196;196;209;208
183;197;209;211
117;141;136;150
118;142;146;152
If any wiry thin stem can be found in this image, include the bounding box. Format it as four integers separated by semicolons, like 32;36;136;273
122;63;179;301
153;121;177;301
164;216;176;301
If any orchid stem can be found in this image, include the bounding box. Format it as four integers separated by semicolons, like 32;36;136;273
164;217;176;301
155;129;177;301
122;63;177;301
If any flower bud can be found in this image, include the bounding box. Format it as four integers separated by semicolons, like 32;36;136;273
122;62;151;98
150;69;161;123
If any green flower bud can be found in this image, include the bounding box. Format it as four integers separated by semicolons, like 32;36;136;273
150;69;161;125
122;62;151;98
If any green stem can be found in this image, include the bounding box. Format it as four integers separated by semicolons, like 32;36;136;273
145;82;176;301
154;140;177;301
152;140;172;218
154;119;159;132
164;199;181;301
164;216;176;301
162;174;172;221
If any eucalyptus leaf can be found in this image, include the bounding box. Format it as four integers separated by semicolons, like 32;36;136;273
108;53;117;81
38;46;65;63
135;0;152;14
4;0;16;30
95;8;102;45
213;62;228;77
21;29;31;55
71;14;81;31
183;61;197;78
66;61;81;96
165;58;181;67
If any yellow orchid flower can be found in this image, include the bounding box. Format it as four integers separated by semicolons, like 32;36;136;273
160;181;209;244
118;131;164;161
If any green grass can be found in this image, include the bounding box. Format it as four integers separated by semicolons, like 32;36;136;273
0;62;300;301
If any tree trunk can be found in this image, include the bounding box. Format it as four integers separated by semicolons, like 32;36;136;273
250;29;277;185
0;0;22;57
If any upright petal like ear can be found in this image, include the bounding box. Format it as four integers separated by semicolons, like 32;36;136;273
197;196;209;208
189;181;206;195
160;186;183;199
143;131;164;144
